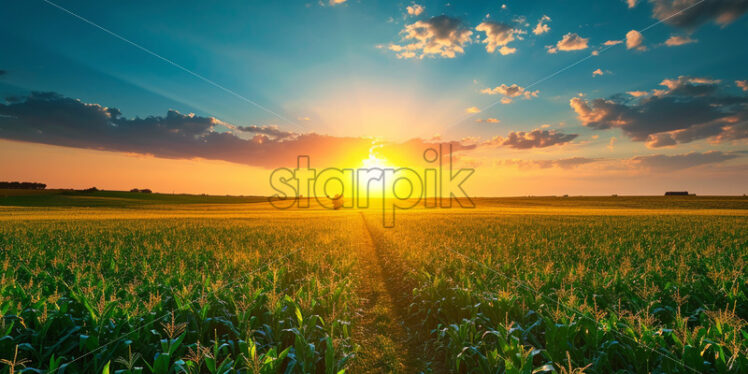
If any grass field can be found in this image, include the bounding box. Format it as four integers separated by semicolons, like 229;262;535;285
0;190;746;373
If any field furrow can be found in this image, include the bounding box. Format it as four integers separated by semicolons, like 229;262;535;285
350;213;419;373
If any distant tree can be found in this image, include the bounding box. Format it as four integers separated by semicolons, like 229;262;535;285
140;189;152;194
130;188;140;193
330;194;344;210
0;181;46;190
82;187;99;193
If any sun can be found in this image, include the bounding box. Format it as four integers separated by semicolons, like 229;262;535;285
355;151;397;199
360;143;393;169
360;154;391;169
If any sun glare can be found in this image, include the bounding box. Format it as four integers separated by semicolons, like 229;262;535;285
360;154;391;169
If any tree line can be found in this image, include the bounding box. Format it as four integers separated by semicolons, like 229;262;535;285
0;181;46;190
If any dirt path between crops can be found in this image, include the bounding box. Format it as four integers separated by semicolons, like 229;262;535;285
350;212;443;373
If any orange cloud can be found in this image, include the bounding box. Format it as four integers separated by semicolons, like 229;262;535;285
626;30;646;51
533;15;551;35
547;33;588;53
665;35;697;46
484;128;578;149
480;83;539;103
406;4;424;16
475;118;500;123
476;21;524;54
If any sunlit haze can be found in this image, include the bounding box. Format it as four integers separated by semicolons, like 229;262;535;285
1;0;747;196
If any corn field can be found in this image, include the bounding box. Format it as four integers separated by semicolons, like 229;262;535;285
0;196;746;373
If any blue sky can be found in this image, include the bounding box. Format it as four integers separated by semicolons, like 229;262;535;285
1;0;747;195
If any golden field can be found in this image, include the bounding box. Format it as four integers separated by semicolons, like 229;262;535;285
0;191;746;373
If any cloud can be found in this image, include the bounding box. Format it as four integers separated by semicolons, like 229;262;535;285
406;4;424;16
389;15;472;59
297;116;311;121
644;118;748;148
374;137;477;167
737;80;748;91
664;34;697;46
235;125;296;140
486;128;578;149
592;68;604;77
475;21;524;54
659;76;720;96
627;0;638;8
607;137;617;150
603;40;623;46
533;15;551;35
329;0;347;5
570;76;748;147
500;152;743;173
630;151;741;171
554;157;599;168
465;106;481;113
475;117;500;123
627;90;649;97
625;30;646;51
502;157;599;169
480;83;539;103
0;91;404;169
650;0;748;30
547;32;589;53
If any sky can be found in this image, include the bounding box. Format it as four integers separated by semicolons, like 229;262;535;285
1;0;747;196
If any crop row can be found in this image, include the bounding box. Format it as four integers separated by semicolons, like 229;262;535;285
1;217;360;373
365;213;747;373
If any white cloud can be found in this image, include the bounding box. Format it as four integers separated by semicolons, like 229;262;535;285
466;106;481;113
533;15;551;35
626;0;638;8
604;40;623;46
626;30;646;51
592;69;604;77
